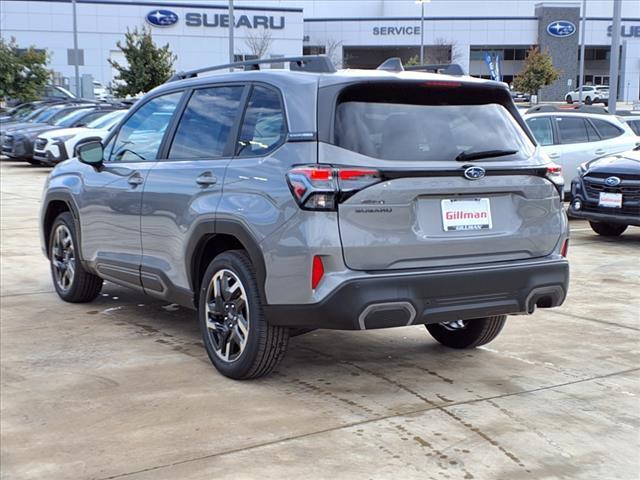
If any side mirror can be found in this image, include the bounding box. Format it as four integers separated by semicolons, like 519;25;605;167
77;141;104;167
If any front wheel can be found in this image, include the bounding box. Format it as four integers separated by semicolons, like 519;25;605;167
566;95;573;104
425;316;506;349
584;96;592;105
49;212;103;302
589;221;627;237
198;250;289;379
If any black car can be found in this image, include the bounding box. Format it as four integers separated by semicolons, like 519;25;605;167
569;146;640;236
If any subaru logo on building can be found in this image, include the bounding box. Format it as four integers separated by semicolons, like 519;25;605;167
464;167;486;180
605;176;621;187
146;10;179;27
547;20;576;38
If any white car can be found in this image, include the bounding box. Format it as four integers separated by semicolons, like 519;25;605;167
93;81;109;101
565;85;609;105
524;111;639;195
32;109;127;165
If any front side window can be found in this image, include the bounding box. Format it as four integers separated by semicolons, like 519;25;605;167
526;117;554;146
236;85;286;157
168;86;243;159
109;91;182;162
556;117;590;144
590;118;623;140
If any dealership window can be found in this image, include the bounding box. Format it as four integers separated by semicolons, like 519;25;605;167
169;86;244;159
234;54;258;63
303;46;326;56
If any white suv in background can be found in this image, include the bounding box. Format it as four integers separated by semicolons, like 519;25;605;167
524;110;639;195
33;109;127;166
565;85;609;105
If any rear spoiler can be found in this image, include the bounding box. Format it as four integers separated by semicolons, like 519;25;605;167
377;57;465;76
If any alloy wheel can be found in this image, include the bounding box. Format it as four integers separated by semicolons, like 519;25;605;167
440;319;467;331
204;269;250;362
51;224;76;292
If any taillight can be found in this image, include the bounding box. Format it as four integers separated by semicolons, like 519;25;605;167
311;255;324;289
286;165;382;211
561;238;569;257
545;162;564;196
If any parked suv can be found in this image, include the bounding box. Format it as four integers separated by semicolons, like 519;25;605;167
565;85;609;105
40;57;570;379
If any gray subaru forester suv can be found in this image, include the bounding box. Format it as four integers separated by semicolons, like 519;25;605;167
40;56;569;379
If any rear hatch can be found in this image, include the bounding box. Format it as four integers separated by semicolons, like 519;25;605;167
320;79;565;270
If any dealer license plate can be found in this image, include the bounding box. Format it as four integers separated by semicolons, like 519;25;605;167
598;192;622;208
441;198;492;231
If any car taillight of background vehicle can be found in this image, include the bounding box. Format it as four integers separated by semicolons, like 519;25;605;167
286;165;382;210
545;162;564;195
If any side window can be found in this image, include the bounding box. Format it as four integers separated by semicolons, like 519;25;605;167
108;91;182;162
526;117;554;146
590;118;624;140
626;119;640;136
556;117;590;144
168;86;244;159
236;85;286;157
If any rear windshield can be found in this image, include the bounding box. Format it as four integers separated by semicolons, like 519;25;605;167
334;86;534;162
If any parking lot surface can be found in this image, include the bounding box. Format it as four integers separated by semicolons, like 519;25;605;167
1;158;638;480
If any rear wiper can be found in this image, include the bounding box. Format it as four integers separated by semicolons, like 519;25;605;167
455;149;518;162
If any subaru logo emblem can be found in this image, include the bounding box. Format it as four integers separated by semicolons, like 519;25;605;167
605;176;621;187
547;20;576;38
464;167;485;180
146;9;179;27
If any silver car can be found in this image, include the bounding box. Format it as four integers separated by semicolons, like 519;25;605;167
40;56;570;379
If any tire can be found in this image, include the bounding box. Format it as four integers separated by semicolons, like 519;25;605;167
589;221;627;237
49;212;103;302
198;250;289;379
425;315;507;349
584;96;592;105
27;159;42;166
566;95;573;104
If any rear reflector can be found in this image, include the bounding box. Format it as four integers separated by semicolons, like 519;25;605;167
561;239;569;257
311;255;324;289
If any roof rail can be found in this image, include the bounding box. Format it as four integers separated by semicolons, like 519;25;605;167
168;55;336;82
525;104;609;115
375;57;465;75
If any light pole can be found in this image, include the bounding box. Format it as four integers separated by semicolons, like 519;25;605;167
609;0;622;114
578;0;586;104
72;0;80;96
416;0;431;64
228;0;234;66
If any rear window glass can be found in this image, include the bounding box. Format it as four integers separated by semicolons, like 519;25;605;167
556;117;591;144
590;118;623;140
625;119;640;136
334;86;533;162
526;117;554;146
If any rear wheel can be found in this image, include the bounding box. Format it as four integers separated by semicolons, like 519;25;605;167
566;95;573;104
589;221;627;237
49;212;103;302
198;250;289;379
425;316;506;349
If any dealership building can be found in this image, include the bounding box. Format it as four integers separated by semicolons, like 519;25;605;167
1;0;639;101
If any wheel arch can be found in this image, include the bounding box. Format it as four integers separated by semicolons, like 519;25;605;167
42;192;81;259
188;220;267;304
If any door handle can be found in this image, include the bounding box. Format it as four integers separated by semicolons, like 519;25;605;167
196;172;217;186
128;174;144;186
548;152;560;159
595;149;606;155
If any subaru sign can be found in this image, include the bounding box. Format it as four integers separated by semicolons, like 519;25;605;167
146;10;179;27
546;20;576;38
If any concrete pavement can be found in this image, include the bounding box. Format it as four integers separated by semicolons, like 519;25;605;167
1;158;638;480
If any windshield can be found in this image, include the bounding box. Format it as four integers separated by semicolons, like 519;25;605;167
86;110;126;129
335;101;534;162
52;108;93;127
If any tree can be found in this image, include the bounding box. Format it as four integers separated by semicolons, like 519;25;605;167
244;30;272;59
513;47;560;96
424;38;461;64
108;26;176;97
324;38;343;68
0;37;50;103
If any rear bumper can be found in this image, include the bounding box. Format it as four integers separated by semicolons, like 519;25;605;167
264;257;569;330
